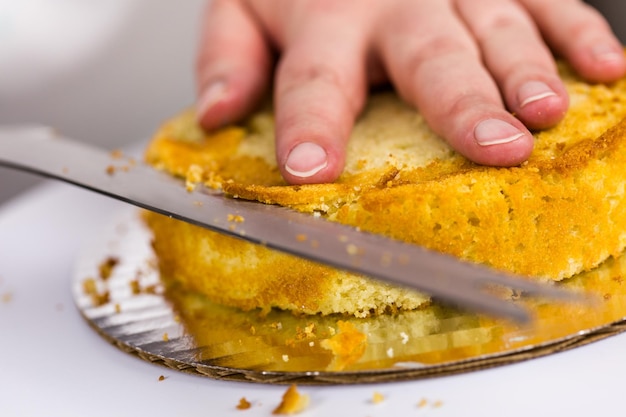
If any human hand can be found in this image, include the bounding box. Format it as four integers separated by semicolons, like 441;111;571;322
195;0;626;185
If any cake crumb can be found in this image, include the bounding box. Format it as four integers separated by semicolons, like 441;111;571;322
346;243;359;255
398;254;410;265
114;303;121;314
82;278;98;295
372;391;385;404
158;375;167;381
185;164;204;192
162;332;169;342
227;214;245;223
106;165;116;175
417;398;428;408
400;331;409;344
90;290;110;307
130;279;141;295
236;397;252;410
1;292;12;304
321;321;367;371
282;354;289;362
98;256;119;280
272;384;309;415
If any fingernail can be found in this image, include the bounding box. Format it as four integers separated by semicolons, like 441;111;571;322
197;81;227;116
285;142;328;178
518;81;557;108
592;44;624;64
474;119;525;147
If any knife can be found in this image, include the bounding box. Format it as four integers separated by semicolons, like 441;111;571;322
0;125;582;322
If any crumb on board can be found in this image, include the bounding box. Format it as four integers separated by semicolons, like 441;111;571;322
320;321;367;371
162;332;169;342
272;384;309;415
106;165;116;175
128;279;161;296
130;279;141;295
83;277;110;306
91;291;110;307
83;277;98;295
158;375;167;382
236;397;252;410
270;322;283;330
98;256;119;280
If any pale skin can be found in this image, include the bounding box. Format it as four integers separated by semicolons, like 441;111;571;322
195;0;626;185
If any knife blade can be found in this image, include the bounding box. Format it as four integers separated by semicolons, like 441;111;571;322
0;125;582;322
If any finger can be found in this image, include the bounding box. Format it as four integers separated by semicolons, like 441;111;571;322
456;0;569;130
270;2;372;184
195;0;273;130
520;0;626;83
375;0;533;166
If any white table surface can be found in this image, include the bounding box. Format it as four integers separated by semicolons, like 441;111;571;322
1;179;625;417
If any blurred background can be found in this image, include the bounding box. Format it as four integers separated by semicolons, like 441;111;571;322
1;0;625;205
0;0;205;203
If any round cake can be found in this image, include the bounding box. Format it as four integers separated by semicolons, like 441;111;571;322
143;61;626;317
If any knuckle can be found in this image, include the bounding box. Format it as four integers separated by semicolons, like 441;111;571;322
402;35;478;79
444;93;485;121
277;58;365;113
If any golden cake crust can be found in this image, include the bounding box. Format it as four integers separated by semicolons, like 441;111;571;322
144;61;626;316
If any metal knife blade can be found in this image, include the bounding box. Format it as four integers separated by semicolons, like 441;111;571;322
0;126;583;322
